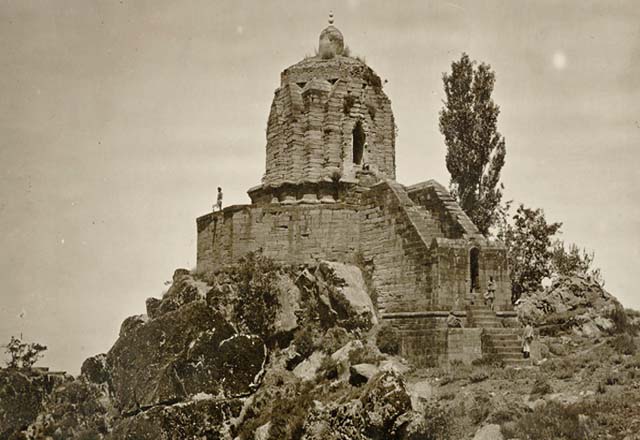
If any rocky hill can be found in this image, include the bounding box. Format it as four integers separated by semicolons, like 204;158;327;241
2;255;639;440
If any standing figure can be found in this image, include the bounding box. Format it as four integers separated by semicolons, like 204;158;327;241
484;276;496;310
522;323;534;359
215;187;223;211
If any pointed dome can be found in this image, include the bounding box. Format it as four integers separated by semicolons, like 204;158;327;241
318;25;344;59
261;22;396;188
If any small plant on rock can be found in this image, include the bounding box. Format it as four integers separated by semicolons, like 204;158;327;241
4;335;47;369
320;326;350;354
317;355;341;381
376;324;400;355
407;401;453;440
292;328;315;359
530;376;553;397
611;333;637;355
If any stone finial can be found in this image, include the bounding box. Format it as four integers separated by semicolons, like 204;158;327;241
318;13;344;59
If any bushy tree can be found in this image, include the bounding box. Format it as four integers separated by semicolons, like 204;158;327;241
4;335;47;369
503;204;562;303
440;53;507;235
550;241;603;284
231;252;280;340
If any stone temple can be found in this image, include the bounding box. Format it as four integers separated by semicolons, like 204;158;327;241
196;21;523;366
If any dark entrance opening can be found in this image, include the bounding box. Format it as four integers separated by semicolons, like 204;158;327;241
470;247;480;293
352;121;365;165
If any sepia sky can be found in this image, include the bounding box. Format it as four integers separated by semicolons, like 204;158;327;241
1;0;639;374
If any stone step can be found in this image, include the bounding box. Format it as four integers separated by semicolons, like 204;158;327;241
485;341;521;348
471;317;499;322
467;304;494;310
485;334;519;340
397;331;448;339
483;328;520;334
470;312;499;318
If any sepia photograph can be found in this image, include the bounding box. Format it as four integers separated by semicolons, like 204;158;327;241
1;1;639;438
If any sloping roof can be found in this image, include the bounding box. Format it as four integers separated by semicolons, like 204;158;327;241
406;179;482;237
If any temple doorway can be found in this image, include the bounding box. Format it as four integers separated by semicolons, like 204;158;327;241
470;247;480;293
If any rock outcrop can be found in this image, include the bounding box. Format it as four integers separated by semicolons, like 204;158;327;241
516;275;622;336
0;368;70;439
107;300;265;414
3;258;383;439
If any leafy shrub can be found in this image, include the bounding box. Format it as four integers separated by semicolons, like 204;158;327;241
317;355;341;381
605;373;623;386
469;368;489;383
376;324;400;355
610;333;637;355
530;376;553;396
471;351;505;368
606;306;637;336
319;326;350;354
550;241;603;283
405;401;453;440
503;204;563;303
500;401;588;440
347;346;383;365
503;392;638;440
75;431;100;440
4;335;47;369
237;380;314;440
267;386;314;440
231;252;280;340
292;328;315;359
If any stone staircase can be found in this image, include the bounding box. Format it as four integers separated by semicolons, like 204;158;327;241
467;303;530;367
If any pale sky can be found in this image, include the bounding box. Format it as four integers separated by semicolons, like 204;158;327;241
1;0;639;374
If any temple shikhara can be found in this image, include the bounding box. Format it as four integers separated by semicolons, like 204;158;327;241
196;18;523;365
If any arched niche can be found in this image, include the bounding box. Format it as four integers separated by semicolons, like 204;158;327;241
352;120;365;165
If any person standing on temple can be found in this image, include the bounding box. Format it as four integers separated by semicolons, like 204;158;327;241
215;187;223;212
484;276;496;310
522;323;534;359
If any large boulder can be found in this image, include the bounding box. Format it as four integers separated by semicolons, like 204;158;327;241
322;262;378;326
301;370;412;440
360;370;412;438
24;378;114;440
516;275;621;335
273;274;303;333
108;397;243;440
146;269;209;319
81;353;109;384
473;424;504;440
107;301;266;414
0;369;54;438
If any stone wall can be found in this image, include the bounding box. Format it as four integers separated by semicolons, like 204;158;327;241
447;328;483;364
382;314;482;367
359;181;436;314
430;239;512;311
196;204;360;273
430;239;471;309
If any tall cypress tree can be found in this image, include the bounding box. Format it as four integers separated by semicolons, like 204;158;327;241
439;53;506;236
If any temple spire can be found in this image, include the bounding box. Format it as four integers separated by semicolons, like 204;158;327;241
328;11;334;25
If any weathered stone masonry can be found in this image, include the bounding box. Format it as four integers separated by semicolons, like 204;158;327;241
196;22;522;366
